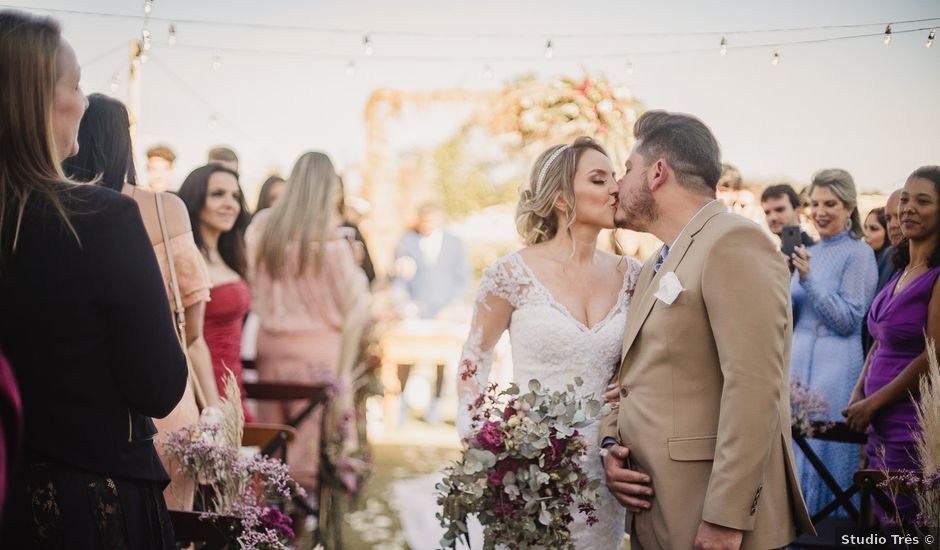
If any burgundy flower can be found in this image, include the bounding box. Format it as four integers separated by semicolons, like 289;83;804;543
488;457;526;487
259;507;295;539
476;421;504;453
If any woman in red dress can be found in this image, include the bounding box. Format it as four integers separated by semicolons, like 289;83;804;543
178;164;255;422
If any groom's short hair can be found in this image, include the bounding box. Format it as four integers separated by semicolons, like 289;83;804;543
633;110;722;195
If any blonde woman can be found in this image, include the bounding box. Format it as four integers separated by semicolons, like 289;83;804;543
245;152;370;491
456;137;640;548
0;10;185;547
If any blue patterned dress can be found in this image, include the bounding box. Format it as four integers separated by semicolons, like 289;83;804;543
790;231;877;516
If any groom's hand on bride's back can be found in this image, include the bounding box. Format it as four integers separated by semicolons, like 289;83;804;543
602;444;653;513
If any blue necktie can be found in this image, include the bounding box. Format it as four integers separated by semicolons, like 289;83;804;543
654;245;669;273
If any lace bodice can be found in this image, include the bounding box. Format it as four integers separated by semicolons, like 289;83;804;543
457;251;640;549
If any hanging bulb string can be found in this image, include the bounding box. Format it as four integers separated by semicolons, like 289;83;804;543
150;26;936;63
11;6;940;39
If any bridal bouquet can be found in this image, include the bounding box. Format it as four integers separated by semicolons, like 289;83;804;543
437;364;610;549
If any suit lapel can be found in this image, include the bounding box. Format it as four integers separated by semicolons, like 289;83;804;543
619;200;728;365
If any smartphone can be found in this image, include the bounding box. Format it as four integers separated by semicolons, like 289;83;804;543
780;225;802;260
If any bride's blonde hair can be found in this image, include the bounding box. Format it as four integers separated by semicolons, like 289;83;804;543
516;136;609;245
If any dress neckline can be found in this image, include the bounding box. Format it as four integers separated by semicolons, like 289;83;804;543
511;252;629;333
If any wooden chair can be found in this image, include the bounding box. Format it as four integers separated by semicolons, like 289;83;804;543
242;422;297;461
241;358;333;428
169;510;241;549
791;421;867;549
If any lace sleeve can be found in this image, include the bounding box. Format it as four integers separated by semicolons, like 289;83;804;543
456;258;526;439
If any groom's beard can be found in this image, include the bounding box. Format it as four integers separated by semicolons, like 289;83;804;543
615;185;658;231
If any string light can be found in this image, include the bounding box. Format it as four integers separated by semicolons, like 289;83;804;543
212;53;222;70
719;36;728;56
109;73;120;92
345;60;356;77
625;59;634;76
771;50;780;66
883;24;892;45
483;65;493;79
143;0;153;15
363;34;374;56
168;24;177;46
544;39;554;60
208;114;218;129
927;29;935;48
141;28;152;51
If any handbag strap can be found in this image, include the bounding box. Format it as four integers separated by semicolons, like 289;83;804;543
155;193;208;409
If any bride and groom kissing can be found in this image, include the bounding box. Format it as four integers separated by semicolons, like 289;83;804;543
457;110;815;549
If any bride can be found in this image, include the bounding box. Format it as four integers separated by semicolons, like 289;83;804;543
457;136;640;549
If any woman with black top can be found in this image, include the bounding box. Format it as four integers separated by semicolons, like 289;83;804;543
0;10;186;548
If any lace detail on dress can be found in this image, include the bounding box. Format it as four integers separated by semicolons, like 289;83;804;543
456;251;641;550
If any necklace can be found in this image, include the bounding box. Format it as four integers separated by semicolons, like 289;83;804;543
895;261;926;291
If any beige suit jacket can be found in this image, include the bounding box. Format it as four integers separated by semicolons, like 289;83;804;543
600;201;815;549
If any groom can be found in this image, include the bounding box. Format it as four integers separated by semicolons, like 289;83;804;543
600;111;814;549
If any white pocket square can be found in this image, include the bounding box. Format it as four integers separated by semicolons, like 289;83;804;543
654;271;684;305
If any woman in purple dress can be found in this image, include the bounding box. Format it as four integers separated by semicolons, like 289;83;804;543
844;165;940;523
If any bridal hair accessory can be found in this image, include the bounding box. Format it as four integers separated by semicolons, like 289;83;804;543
654;271;684;305
535;144;571;193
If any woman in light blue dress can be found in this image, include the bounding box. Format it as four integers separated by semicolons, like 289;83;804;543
789;168;878;517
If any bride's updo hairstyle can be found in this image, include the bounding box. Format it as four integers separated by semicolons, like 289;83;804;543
516;136;609;245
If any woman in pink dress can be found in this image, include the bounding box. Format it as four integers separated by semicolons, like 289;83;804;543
246;151;370;490
178;164;255;422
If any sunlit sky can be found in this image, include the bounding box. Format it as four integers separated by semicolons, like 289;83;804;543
5;0;939;199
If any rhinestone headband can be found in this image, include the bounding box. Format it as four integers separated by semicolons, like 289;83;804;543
535;144;571;193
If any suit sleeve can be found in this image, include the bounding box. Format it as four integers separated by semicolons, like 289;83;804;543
700;224;790;530
92;198;188;419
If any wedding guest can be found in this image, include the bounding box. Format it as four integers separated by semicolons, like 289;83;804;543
0;351;21;523
245;152;370;490
208;145;239;172
0;11;185;546
844;166;940;524
392;202;470;425
790;168;878;516
178;165;254;421
878;189;904;292
864;207;889;263
761;183;815;246
337;176;376;283
255;175;286;213
146;144;176;192
63;93;218;510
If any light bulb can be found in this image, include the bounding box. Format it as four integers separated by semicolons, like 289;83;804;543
168;24;176;46
720;36;727;56
142;29;151;51
883;24;892;45
927;29;935;48
544;40;554;60
483;65;494;79
363;35;374;56
208;114;219;129
771;50;779;66
625;60;634;76
143;0;153;15
109;74;119;92
212;54;222;71
346;60;356;77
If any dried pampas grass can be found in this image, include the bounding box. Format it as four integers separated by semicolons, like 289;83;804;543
913;338;940;526
218;364;244;451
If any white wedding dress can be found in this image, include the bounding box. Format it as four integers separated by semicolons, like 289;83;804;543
456;251;641;550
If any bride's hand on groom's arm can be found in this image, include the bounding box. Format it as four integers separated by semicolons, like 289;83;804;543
602;444;653;513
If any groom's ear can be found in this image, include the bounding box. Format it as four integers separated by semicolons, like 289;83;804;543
648;159;670;192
